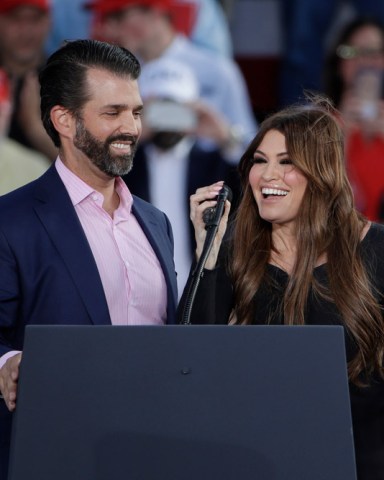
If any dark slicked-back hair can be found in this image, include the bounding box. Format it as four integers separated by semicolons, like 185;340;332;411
39;39;141;147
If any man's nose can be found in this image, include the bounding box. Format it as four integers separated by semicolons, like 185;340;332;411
121;112;141;136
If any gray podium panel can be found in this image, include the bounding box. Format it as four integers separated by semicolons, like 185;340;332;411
8;325;357;480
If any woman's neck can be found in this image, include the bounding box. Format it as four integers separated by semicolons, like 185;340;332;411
269;225;298;274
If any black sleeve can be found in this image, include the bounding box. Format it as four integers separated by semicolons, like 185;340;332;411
361;223;384;307
177;260;234;325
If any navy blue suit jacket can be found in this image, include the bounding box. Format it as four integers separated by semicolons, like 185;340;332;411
0;164;178;477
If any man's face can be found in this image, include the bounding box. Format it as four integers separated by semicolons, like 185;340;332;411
71;68;143;178
74;116;139;177
0;6;51;67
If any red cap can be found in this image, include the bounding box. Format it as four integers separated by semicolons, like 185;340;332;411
85;0;172;15
85;0;196;35
0;0;50;13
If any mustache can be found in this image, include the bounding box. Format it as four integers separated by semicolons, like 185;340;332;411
107;134;138;147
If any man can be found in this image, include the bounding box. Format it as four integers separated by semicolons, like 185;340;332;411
84;0;257;157
0;0;57;160
0;39;178;478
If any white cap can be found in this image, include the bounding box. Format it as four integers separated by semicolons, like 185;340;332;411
139;57;199;103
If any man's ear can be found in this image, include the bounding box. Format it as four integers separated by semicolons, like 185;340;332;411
50;106;75;139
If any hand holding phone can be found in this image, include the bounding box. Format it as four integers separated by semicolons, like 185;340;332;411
144;99;197;132
353;67;383;120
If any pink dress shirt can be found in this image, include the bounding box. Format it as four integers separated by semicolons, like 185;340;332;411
56;158;167;325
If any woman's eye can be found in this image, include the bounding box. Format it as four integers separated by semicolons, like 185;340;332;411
280;159;293;165
251;157;266;164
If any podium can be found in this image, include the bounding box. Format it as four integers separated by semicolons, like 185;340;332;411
8;324;357;480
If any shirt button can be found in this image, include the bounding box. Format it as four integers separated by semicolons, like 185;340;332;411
92;193;98;201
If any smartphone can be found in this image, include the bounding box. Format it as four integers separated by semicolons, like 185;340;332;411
0;69;10;103
353;67;383;120
144;99;197;132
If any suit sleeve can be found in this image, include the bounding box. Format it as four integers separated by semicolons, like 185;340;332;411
0;230;20;357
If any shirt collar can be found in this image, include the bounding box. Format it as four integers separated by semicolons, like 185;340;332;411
55;157;133;218
114;176;133;221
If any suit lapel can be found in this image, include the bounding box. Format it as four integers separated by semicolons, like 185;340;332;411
132;198;177;323
32;166;111;325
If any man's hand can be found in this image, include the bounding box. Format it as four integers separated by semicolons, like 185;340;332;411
18;72;57;161
0;353;22;411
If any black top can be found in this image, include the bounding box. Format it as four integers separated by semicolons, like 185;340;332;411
178;222;384;480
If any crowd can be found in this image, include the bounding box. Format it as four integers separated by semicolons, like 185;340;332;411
0;1;384;479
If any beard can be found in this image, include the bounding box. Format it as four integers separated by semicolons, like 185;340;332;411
73;118;138;177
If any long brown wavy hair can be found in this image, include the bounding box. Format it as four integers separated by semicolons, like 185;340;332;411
230;97;384;384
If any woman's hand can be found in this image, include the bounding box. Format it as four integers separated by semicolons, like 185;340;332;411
190;181;232;269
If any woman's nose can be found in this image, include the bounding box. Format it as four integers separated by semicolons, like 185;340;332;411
261;161;280;180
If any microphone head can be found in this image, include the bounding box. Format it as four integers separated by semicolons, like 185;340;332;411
219;184;233;203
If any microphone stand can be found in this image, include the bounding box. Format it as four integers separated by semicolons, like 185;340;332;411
181;186;231;325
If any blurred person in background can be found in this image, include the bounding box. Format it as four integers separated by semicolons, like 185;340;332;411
123;57;240;295
45;0;232;59
279;0;384;107
84;0;257;161
0;0;57;161
0;72;49;195
324;17;384;223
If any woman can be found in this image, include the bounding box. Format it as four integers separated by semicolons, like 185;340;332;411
178;98;384;479
324;17;384;222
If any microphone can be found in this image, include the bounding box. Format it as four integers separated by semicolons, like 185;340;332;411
202;185;233;229
181;184;232;325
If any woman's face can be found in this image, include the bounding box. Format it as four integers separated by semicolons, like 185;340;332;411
249;129;308;228
339;24;384;87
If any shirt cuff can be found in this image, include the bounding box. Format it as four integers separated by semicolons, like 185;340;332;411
0;350;21;370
